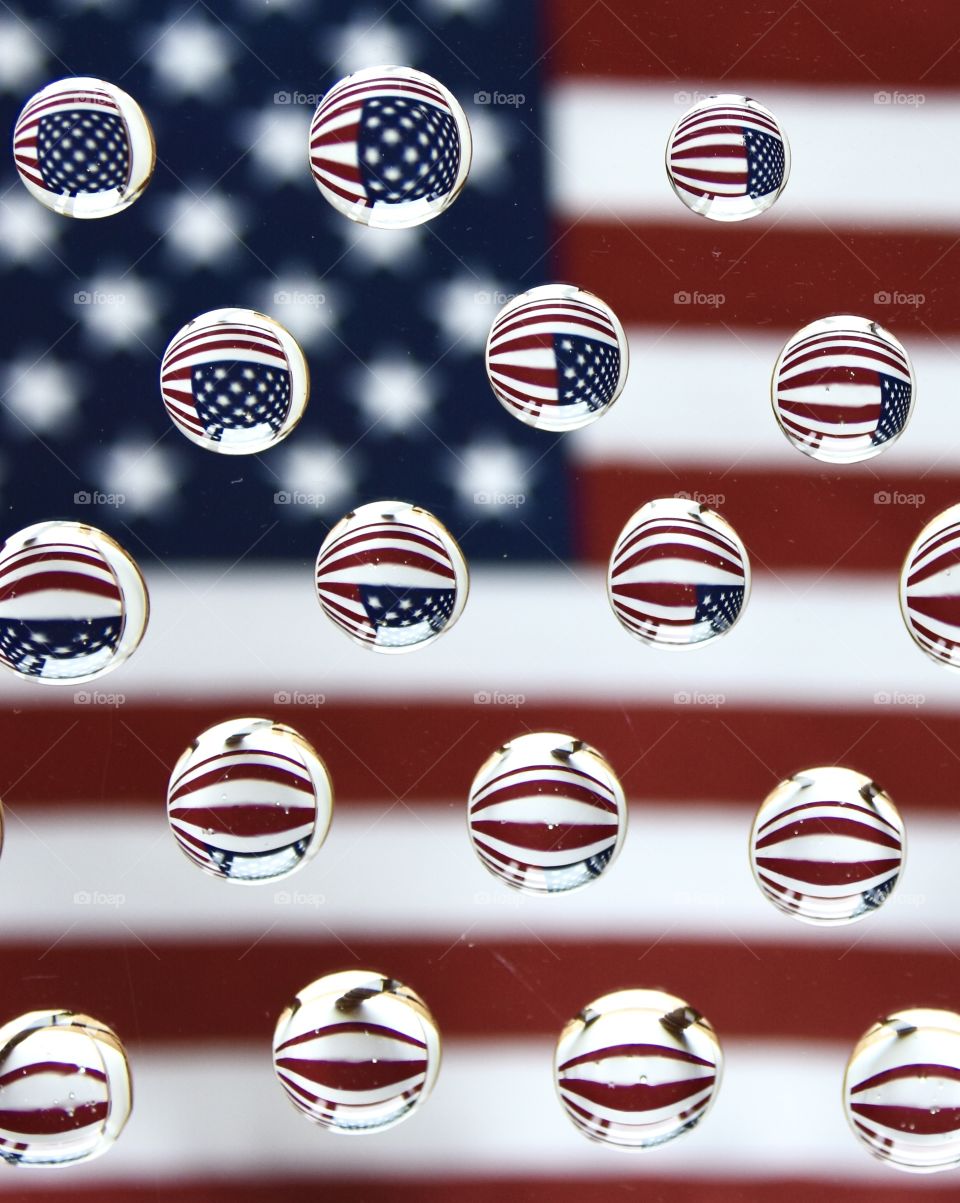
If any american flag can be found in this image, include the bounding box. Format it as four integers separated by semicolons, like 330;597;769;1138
2;0;960;1199
12;81;127;196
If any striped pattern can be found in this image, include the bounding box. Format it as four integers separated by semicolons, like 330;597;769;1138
749;768;905;925
485;285;627;430
272;971;440;1134
773;317;914;463
309;67;466;224
554;989;722;1148
166;717;332;883
314;501;466;651
160;308;297;450
665;94;788;221
900;504;960;668
844;1007;960;1173
607;499;749;647
467;731;626;893
0;1010;130;1167
13;79;126;194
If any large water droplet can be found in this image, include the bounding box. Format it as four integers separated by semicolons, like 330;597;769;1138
0;521;148;684
309;66;471;229
485;284;629;431
315;500;468;652
167;717;333;883
749;766;904;925
160;307;308;455
554;988;722;1149
607;497;750;648
900;504;960;669
273;970;440;1134
772;316;914;463
665;94;789;222
13;77;155;219
844;1007;960;1173
0;1009;132;1166
468;731;626;894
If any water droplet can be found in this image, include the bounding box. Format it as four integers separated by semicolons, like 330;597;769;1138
0;521;148;684
167;717;333;884
750;766;904;925
607;497;750;648
160;308;308;455
0;1009;131;1166
310;66;471;229
844;1007;960;1172
315;500;468;652
485;284;628;431
665;94;789;222
273;970;440;1133
554;988;722;1149
13;77;155;219
900;504;960;669
467;731;626;894
772;316;914;463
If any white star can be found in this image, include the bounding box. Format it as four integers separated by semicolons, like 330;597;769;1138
3;355;81;434
0;16;49;92
355;352;435;432
254;268;339;349
340;221;423;273
467;108;513;190
0;193;64;268
271;439;357;516
325;17;417;74
450;439;531;514
95;438;181;517
156;189;246;269
239;105;312;187
146;15;233;100
73;271;162;352
431;271;512;352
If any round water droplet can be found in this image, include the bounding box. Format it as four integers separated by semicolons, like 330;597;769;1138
160;307;308;454
607;497;750;648
749;766;904;925
0;1009;132;1166
0;521;148;684
13;77;155;219
844;1007;960;1173
167;717;333;883
665;93;789;222
485;284;629;431
900;504;960;669
772;316;915;463
309;65;471;229
467;731;626;894
315;500;468;652
273;970;440;1134
554;988;722;1149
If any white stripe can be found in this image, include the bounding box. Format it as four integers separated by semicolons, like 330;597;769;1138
0;806;950;945
0;1039;934;1187
550;81;960;227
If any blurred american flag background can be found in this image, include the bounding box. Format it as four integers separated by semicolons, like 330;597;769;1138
0;0;959;1199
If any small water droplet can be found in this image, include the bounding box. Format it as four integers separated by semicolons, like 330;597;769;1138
901;504;960;670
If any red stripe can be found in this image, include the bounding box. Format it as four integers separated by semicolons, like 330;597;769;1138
850;1101;960;1135
470;819;616;853
168;803;314;837
755;855;899;886
275;1056;426;1092
755;816;902;850
0;1101;107;1136
560;1074;714;1112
